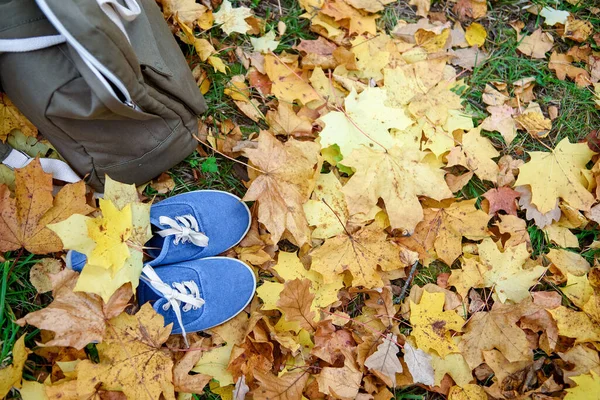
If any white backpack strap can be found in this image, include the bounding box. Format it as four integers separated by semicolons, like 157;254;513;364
2;147;81;183
0;35;66;53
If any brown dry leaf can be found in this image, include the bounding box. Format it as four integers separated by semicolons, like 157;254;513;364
0;94;37;142
253;370;309;400
459;303;532;369
399;199;491;266
445;171;474;193
480;104;518;144
453;0;487;20
517;28;554;59
247;67;272;96
316;356;362;398
549;52;591;86
345;0;395;13
310;224;403;289
562;16;593;42
496;214;531;249
17;269;132;350
242;131;320;246
29;258;62;294
482;187;520;215
497;155;523;187
321;0;377;35
150;173;175;195
0;159;94;254
277;278;316;332
173;338;212;393
296;37;338;70
266;103;313;138
76;303;175;400
515;185;561;228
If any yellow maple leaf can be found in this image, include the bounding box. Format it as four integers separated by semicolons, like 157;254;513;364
310;224;404;289
447;257;485;300
0;335;30;398
86;199;132;274
476;238;546;303
342;145;452;234
548;306;600;343
242;131;320;246
49;177;151;302
446;127;500;183
76;304;175;400
409;291;465;358
565;371;600;400
448;384;487;400
318;87;413;158
303;173;349;240
515;137;596;213
400;199;491;267
465;23;487;47
264;54;320;105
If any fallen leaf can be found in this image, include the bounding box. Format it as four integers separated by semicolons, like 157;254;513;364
515;108;552;137
483;187;520;215
29;258;62;294
213;0;252;35
540;7;570;26
158;0;208;27
516;138;595;213
400;199;491;266
465;23;487;47
243;131;320;246
318;87;412;159
253;370;309;400
345;0;395;13
410;291;464;357
0;94;37;141
448;384;487;400
264;54;320;105
310;224;403;289
76;304;175;400
480;104;517;144
515;185;561;228
266;103;313;138
548;306;600;343
251;30;280;54
517;28;554;59
549;52;590;86
446;127;500;183
364;334;403;387
277;278;317;332
562;16;593;42
459;303;532;369
0;159;94;254
173;339;212;393
565;371;600;400
342;145;452;234
17;269;132;349
403;341;435;386
0;335;29;398
316;357;362;399
410;0;431;17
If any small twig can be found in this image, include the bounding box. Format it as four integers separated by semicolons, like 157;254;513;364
398;261;420;303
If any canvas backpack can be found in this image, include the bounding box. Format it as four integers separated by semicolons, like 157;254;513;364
0;0;206;191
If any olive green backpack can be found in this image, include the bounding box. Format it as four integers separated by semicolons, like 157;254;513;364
0;0;206;191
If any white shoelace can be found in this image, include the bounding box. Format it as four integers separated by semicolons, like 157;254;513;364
156;215;209;247
142;265;205;347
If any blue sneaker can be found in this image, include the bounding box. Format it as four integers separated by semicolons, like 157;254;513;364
139;258;255;343
66;190;251;270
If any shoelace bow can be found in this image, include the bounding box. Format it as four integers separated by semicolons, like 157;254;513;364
156;215;209;247
141;265;205;347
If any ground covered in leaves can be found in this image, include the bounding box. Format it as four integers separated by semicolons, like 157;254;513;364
1;0;600;399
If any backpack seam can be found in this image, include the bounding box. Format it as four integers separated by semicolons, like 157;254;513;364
0;16;48;34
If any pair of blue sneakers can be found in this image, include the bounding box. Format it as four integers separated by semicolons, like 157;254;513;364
67;190;255;344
